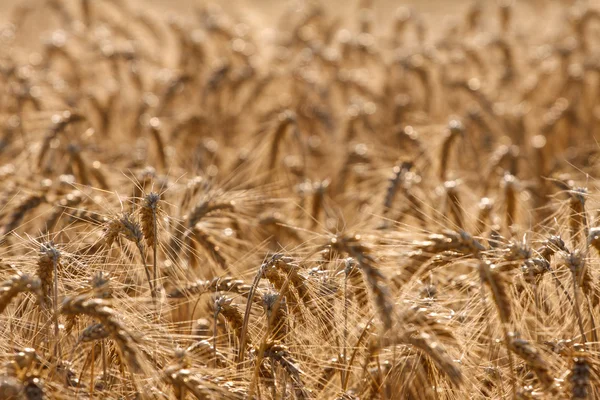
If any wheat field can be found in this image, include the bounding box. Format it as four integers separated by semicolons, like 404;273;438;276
0;0;599;399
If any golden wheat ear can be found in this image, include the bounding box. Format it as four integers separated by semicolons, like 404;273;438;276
507;332;555;391
0;272;42;314
569;346;591;400
140;192;161;295
327;234;395;331
1;193;46;237
60;295;142;372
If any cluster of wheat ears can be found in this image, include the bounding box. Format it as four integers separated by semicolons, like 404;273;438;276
1;0;600;399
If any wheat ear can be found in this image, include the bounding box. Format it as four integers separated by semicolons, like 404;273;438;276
0;272;42;314
140;192;160;296
570;348;591;400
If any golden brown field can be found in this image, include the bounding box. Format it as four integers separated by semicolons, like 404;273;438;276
1;0;600;399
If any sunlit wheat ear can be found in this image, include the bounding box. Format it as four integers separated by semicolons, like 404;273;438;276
263;265;303;322
404;333;462;387
186;199;235;229
478;261;511;324
507;332;554;390
140;192;160;249
269;255;313;309
478;259;517;396
118;213;146;248
79;323;109;343
0;272;42;314
213;295;245;345
262;341;312;400
186;339;228;368
501;172;518;234
163;364;244;399
538;235;567;261
475;197;493;235
104;213;154;298
560;249;590;344
521;257;551;285
269;110;297;171
140;192;161;293
37;242;61;351
262;292;288;342
326;234;394;331
500;239;532;271
373;307;463;387
444;180;464;230
60;295;142;372
1;193;46;237
568;187;589;249
394;230;484;287
344;257;368;309
383;161;413;213
68;208;108;227
65;271;113;335
424;230;485;256
438;119;463;182
89;271;113;299
570;347;591;400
